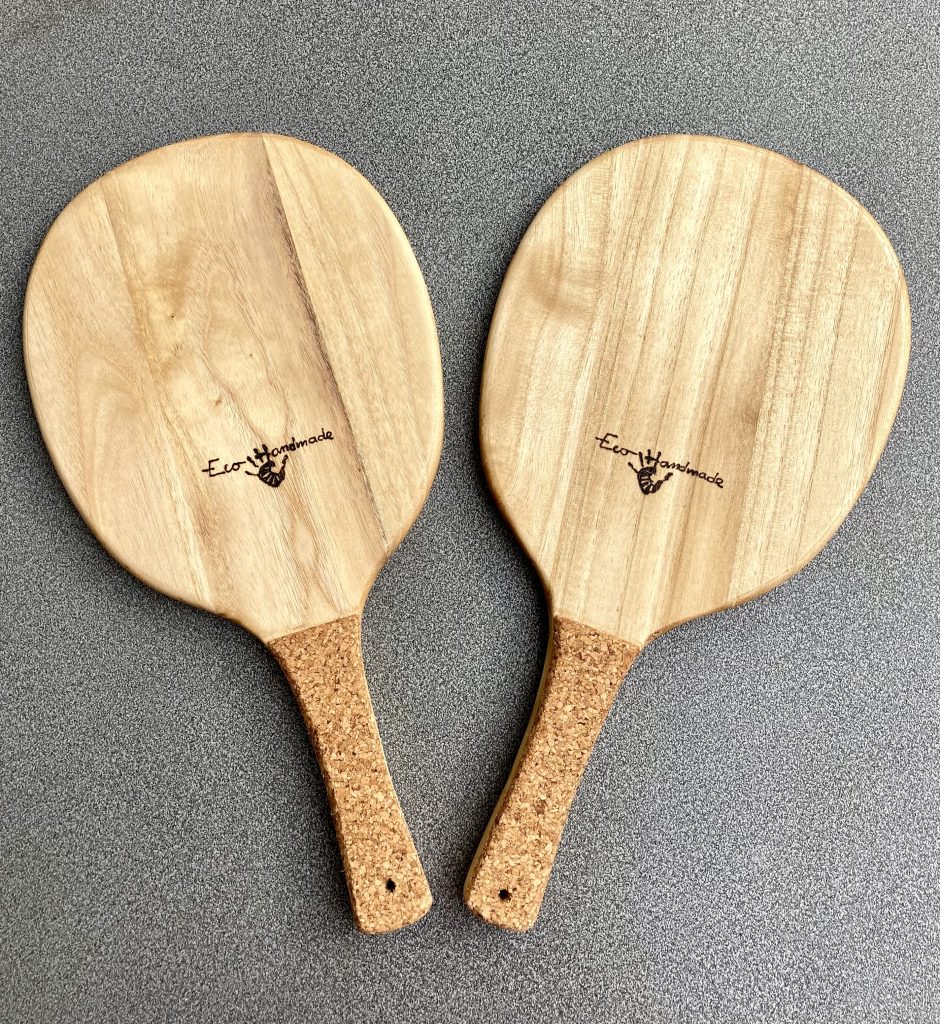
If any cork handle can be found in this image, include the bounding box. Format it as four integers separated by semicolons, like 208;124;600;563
464;616;639;930
269;615;432;933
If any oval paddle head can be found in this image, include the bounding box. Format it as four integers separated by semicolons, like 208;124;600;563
466;134;910;929
24;133;442;933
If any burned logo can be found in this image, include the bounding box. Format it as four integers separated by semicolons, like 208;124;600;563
245;444;288;488
201;428;334;489
594;433;724;495
627;449;673;495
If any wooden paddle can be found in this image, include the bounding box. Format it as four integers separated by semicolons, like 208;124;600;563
466;134;910;930
23;133;442;934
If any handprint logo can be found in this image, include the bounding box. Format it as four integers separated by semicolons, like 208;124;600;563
627;449;673;496
245;444;288;488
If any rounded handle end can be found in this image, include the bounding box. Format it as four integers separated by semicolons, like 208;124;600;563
354;869;433;934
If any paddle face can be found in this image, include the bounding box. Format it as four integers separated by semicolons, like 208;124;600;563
24;133;443;642
481;135;909;647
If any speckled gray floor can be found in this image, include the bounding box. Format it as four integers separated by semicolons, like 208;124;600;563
2;2;939;1022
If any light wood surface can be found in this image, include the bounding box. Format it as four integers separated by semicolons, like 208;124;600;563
468;135;910;929
24;132;443;642
24;133;442;932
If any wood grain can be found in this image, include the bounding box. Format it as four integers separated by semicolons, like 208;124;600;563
472;134;910;928
481;135;909;646
24;133;442;933
24;132;443;643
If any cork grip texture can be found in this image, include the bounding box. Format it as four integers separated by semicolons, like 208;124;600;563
464;617;639;930
269;616;431;933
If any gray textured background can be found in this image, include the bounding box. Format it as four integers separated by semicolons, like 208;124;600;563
2;2;939;1022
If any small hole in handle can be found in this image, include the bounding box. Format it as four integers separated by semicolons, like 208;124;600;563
498;889;511;901
386;879;396;893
